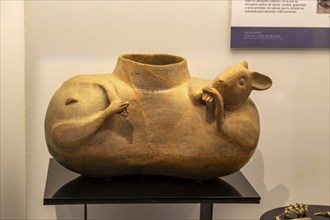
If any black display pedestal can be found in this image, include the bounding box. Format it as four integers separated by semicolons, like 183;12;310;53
44;159;260;220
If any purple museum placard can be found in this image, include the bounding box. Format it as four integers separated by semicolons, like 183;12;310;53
231;0;330;48
231;27;330;48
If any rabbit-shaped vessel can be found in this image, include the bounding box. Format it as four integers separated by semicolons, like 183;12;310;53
45;54;272;179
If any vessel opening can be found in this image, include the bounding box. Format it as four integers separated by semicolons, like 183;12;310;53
122;54;184;66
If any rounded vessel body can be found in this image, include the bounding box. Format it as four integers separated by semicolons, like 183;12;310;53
45;54;272;179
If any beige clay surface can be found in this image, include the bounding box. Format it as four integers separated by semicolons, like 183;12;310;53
45;54;272;179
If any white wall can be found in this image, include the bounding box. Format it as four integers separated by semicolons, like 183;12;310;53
24;1;329;220
0;1;26;219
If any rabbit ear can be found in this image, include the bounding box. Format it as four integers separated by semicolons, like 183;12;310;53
240;61;248;69
251;72;272;91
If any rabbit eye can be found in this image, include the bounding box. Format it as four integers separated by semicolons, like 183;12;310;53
217;79;224;84
239;78;246;86
65;98;78;106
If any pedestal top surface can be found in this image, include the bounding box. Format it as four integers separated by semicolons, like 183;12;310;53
44;159;260;205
